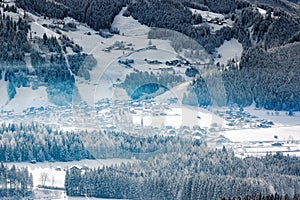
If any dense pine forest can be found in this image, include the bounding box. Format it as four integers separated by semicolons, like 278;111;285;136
77;130;196;159
16;0;127;30
0;9;31;99
0;164;33;198
222;193;300;200
65;144;300;199
0;123;93;162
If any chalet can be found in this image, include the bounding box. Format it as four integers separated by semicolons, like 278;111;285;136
63;22;77;31
145;59;163;65
192;130;203;137
52;19;65;25
55;166;62;171
99;31;113;38
69;165;81;171
271;142;283;147
166;60;180;66
167;129;176;134
118;59;134;66
181;129;191;135
147;45;157;50
153;67;174;73
30;159;36;164
257;123;271;128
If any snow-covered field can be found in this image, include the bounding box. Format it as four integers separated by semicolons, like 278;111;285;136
4;86;51;113
111;7;150;37
245;106;300;126
31;21;60;38
0;79;9;108
218;106;300;157
132;105;228;129
222;126;300;142
156;81;190;103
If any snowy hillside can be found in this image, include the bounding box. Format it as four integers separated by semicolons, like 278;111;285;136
111;7;150;38
4;86;50;113
0;79;9;108
0;4;182;110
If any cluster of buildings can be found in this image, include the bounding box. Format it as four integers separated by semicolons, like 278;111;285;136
215;108;274;129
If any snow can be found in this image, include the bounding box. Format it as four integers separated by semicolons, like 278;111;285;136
31;21;60;38
257;7;267;16
111;7;150;38
6;159;131;188
0;5;192;110
57;10;155;104
2;3;298;160
221;126;300;142
156;81;190;102
189;8;233;33
211;105;300;157
6;159;131;199
0;79;9;108
245;106;300;126
128;49;176;64
189;8;225;21
132;105;228;129
4;86;51;113
215;38;243;65
220;123;300;158
62;21;180;105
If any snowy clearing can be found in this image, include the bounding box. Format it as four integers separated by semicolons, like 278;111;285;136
6;159;131;188
221;126;300;143
245;106;300;126
0;79;9;108
215;38;243;65
4;86;51;113
189;8;225;21
156;81;191;103
132;105;228;129
257;7;267;16
111;7;150;38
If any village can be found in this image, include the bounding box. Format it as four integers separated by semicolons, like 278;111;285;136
0;96;278;137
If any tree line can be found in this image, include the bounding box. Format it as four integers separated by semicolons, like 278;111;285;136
0;123;94;162
0;163;33;198
16;0;127;30
65;143;300;199
221;193;300;200
77;130;195;159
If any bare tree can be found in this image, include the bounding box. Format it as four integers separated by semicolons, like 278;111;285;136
40;172;49;186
